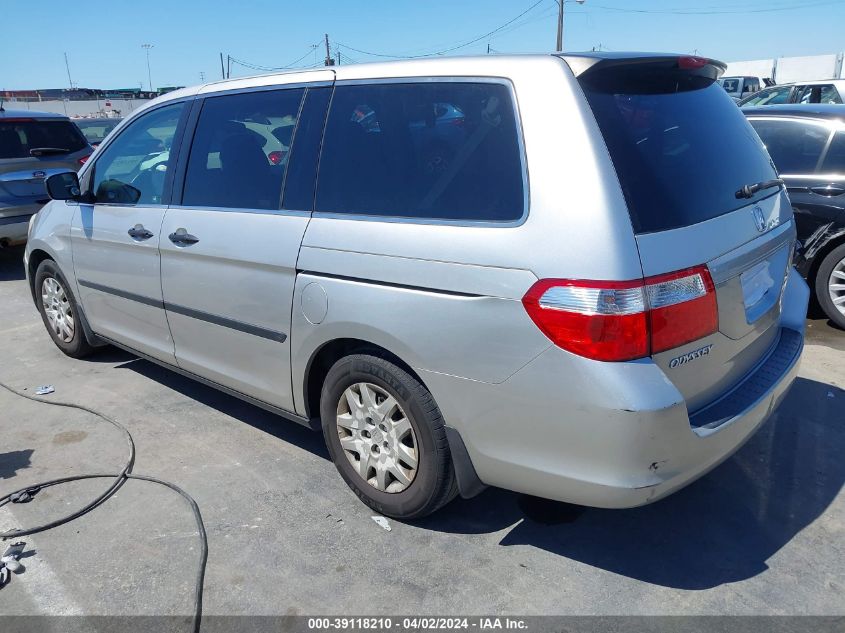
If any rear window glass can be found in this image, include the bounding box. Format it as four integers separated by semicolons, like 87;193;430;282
748;119;831;175
581;68;778;234
315;82;525;222
0;119;88;159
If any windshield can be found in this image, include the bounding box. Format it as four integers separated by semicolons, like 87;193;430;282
580;67;778;234
0;119;89;159
740;85;790;106
74;119;121;144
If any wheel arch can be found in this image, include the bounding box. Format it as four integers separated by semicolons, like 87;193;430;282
27;248;55;303
301;336;486;499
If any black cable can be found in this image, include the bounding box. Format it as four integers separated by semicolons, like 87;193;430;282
0;381;207;633
0;382;135;536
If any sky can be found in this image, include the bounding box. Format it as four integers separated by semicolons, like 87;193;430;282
2;0;845;90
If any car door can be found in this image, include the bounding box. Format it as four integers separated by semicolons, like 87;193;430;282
159;82;332;411
71;101;188;363
747;116;835;243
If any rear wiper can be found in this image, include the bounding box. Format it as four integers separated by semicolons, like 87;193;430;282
29;147;70;157
735;178;784;199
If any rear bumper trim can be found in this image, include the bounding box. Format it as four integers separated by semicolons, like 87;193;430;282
690;328;802;431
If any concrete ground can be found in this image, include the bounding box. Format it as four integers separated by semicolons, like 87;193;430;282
0;244;843;617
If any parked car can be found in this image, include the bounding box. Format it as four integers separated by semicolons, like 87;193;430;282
739;79;845;107
73;117;122;147
0;108;92;247
27;53;808;518
719;76;766;102
743;104;845;328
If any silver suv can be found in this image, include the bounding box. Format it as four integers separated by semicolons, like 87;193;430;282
1;108;92;247
26;53;809;518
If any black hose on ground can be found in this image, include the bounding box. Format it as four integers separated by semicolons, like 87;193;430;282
0;380;207;633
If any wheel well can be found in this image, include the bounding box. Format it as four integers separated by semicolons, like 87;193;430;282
27;249;52;301
807;234;845;293
304;338;424;420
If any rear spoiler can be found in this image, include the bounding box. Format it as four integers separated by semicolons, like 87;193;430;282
557;53;727;81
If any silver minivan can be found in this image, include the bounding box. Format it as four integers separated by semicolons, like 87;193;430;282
26;53;809;518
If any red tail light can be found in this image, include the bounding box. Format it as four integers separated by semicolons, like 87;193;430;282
522;265;717;362
678;55;708;70
268;150;286;165
78;155;90;166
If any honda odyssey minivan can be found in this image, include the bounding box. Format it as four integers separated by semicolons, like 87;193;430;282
26;53;809;518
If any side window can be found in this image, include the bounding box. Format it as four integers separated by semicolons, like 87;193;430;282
749;119;831;174
91;102;184;205
315;81;525;222
821;131;845;173
819;85;843;104
797;85;840;104
182;88;305;210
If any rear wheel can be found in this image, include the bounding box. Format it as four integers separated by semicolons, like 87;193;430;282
35;259;94;358
320;354;457;519
815;243;845;330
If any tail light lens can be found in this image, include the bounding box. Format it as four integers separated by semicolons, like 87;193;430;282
522;265;717;362
78;155;90;166
268;150;286;165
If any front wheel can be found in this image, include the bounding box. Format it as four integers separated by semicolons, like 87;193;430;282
815;243;845;330
320;354;457;519
35;259;94;358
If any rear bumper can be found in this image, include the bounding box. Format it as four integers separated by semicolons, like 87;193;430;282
424;268;809;508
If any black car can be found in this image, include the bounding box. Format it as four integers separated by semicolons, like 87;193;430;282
743;104;845;328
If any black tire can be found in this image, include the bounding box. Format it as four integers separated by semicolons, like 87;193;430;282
320;354;457;519
814;243;845;330
34;259;95;358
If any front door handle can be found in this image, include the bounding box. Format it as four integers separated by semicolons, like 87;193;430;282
168;228;200;246
810;185;845;197
127;224;154;240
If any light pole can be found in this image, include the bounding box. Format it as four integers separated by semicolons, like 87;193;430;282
556;0;586;52
141;44;154;92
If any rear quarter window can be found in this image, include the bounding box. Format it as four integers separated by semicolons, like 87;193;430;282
315;81;525;222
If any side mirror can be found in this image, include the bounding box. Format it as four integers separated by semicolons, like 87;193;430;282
46;171;82;201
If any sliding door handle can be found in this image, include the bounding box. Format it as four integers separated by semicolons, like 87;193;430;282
168;228;199;246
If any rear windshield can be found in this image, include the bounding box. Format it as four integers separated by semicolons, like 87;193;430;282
580;67;778;234
0;119;89;159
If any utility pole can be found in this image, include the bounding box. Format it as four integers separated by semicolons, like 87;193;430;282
556;0;586;52
324;33;335;66
63;52;74;89
227;55;231;79
220;52;226;79
141;44;154;92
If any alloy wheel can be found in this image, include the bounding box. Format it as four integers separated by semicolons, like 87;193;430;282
830;256;845;318
41;276;75;343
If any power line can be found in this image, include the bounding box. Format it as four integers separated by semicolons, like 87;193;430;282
228;41;324;73
338;0;547;60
